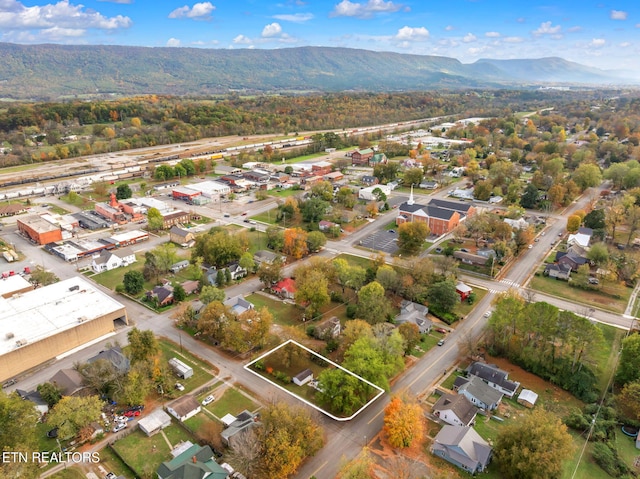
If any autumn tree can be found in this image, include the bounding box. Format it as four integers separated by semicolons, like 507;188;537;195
47;395;103;439
0;391;40;479
397;221;430;255
306;230;327;252
397;322;420;355
37;382;63;407
493;408;574;479
30;265;59;286
295;269;329;319
120;362;152;406
356;281;392;325
283;227;309;259
336;449;374;479
199;285;225;304
383;395;424;448
316;368;371;416
341;319;373;351
127;328;159;364
193;229;243;267
257;257;284;288
425;280;459;314
567;214;581;233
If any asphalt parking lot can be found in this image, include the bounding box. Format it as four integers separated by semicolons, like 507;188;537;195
358;229;399;254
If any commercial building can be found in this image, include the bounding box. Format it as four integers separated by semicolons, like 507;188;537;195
0;277;128;382
17;215;63;245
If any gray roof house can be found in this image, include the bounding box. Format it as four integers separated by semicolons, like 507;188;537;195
49;368;86;396
467;362;520;398
221;410;259;447
16;389;49;415
395;300;432;334
253;250;281;265
87;346;130;374
433;393;478;427
223;295;254;316
166;395;201;422
544;263;572;280
432;425;492;474
456;375;504;411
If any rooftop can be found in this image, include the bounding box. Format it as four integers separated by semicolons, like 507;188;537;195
0;275;33;297
0;277;126;356
17;215;60;234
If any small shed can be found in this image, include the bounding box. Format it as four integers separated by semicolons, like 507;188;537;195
293;368;314;386
170;260;190;273
517;389;539;408
456;282;473;301
169;357;193;379
138;409;172;436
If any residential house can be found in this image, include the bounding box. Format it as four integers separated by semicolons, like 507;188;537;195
221;410;260;447
166;395;201;422
517;389;539;408
319;220;338;232
395;300;431;334
453;251;488;266
323;171;344;183
169;225;195;247
253;250;281;265
171;260;190;274
273;278;296;299
504;217;529;230
476;248;496;259
419;180;439;190
91;248;136;273
568;227;593;249
227;262;248;280
361;175;379;186
157;443;229;479
467;362;520;398
180;280;200;296
49;368;86;397
147;284;174;306
223;296;254;315
0;204;28;217
313;316;342;339
351;148;374;166
370;153;388;165
456;375;503;411
87;346;130;374
16;389;49;415
544;263;572;280
293;369;314;386
456;282;473;301
555;250;589;272
431;425;492;474
138;408;172;436
433;393;478;427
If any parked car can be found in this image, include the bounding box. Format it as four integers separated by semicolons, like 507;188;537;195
2;378;17;388
388;229;396;233
112;422;127;433
175;382;185;391
249;220;257;225
243;219;250;223
435;328;448;334
124;409;141;417
588;277;599;285
202;395;215;406
437;339;445;346
484;311;492;318
105;473;117;479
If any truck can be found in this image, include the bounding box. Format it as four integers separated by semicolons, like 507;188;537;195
2;251;14;263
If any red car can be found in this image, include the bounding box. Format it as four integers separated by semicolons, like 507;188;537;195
124;410;141;417
435;328;448;334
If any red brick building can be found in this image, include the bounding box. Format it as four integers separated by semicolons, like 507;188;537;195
396;194;473;236
17;215;63;245
351;148;374;166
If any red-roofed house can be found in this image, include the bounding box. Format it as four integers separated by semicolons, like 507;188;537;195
273;278;297;299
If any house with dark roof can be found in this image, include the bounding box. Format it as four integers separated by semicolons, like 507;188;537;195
314;316;342;339
395;300;431;334
169;225;195;247
293;368;314;386
223;295;254;315
467;362;520;398
433;393;478;427
16;389;49;415
166;395;201;422
87;346;130;374
361;175;379;186
157;443;229;479
555;250;589;272
431;425;492;474
453;251;489;266
180;280;200;296
429;198;476;218
544;263;572;280
147;284;174;306
49;368;86;397
221;410;260;447
456;375;503;411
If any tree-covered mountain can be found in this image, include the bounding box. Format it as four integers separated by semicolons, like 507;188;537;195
0;43;631;100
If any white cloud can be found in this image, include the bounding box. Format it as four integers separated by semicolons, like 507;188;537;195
503;36;524;43
166;38;181;47
462;33;477;43
272;13;313;23
610;10;627;20
0;0;131;31
485;31;500;38
40;27;85;40
97;0;133;3
619;42;631;47
262;22;282;37
532;21;561;36
445;25;454;31
168;2;215;20
567;26;582;33
394;26;429;41
330;0;403;19
233;34;252;45
468;46;487;55
590;38;606;47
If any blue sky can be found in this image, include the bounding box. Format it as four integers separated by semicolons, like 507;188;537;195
1;0;639;71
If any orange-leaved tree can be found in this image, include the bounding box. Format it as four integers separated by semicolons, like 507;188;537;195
283;227;308;259
383;395;424;448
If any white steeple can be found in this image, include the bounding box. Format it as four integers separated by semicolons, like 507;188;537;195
407;185;415;206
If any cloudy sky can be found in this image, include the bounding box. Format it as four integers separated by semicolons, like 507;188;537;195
1;0;639;71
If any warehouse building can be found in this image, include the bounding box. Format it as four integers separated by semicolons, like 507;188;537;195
0;277;128;382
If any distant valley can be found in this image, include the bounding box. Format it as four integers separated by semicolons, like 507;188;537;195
0;43;636;100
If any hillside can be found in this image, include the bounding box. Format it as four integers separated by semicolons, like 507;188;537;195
0;44;629;100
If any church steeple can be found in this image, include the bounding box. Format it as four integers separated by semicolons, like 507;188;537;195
407;185;415;206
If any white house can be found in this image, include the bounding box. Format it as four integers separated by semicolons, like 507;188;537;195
293;369;314;386
166;395;201;422
91;248;136;273
567;227;593;249
432;393;477;427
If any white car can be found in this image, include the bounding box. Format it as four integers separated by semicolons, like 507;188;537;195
202;395;215;406
112;422;127;433
175;382;185;391
484;311;491;318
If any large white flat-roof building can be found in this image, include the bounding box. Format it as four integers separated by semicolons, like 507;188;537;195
182;180;231;199
0;277;128;382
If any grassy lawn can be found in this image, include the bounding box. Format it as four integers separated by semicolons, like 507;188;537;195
244;230;269;254
111;429;172;476
269;188;300;198
184;412;213;431
530;275;631;313
250;207;279;225
90;255;146;290
60;193;95;210
246;293;304;326
156;339;216;394
334;253;373;269
49;468;86;479
163;423;196;447
48;205;70;215
592;323;626;392
208;388;259;417
411;333;442;357
96;445;136;479
455;288;487;317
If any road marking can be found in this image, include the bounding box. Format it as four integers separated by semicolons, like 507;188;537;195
310;461;328;478
367;407;385;424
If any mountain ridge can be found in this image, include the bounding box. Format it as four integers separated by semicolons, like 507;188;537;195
0;43;633;100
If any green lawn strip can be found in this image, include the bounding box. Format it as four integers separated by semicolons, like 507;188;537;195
244;230;269;254
412;334;440;357
530;275;630;313
35;421;58;453
269;189;300;198
614;429;640;467
162;423;195;447
208;388;259;418
250;207;279;224
49;468;86;479
454;288;487;318
562;432;611;479
111;429;171;475
184;413;213;431
96;445;136;479
90;255;146;290
592;324;625;392
157;339;217;381
334;253;373;269
48;205;70;215
246;293;304;326
440;371;464;390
